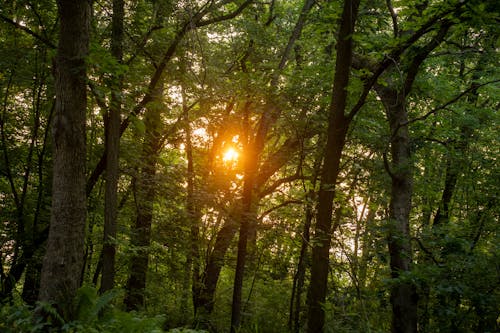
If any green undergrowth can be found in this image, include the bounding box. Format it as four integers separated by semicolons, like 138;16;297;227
0;286;207;333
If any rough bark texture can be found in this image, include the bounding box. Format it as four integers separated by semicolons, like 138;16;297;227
306;1;359;331
376;23;450;333
101;0;124;294
38;0;90;316
124;86;162;311
381;87;418;333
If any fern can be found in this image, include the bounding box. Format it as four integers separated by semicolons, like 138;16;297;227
35;301;66;326
74;284;120;323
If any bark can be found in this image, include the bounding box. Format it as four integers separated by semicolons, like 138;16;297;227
124;85;163;311
38;0;90;318
101;0;124;294
306;1;360;331
289;190;313;333
380;87;418;333
375;22;450;333
230;109;258;332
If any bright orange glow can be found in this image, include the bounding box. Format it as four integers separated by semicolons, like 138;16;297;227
222;147;239;163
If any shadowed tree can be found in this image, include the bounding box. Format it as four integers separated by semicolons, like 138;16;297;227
38;0;90;318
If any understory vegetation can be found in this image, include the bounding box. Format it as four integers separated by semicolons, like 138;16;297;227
1;0;498;332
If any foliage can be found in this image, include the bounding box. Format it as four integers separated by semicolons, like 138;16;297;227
0;0;499;332
0;286;208;333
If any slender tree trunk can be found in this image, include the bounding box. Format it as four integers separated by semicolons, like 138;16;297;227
194;210;240;317
229;1;316;329
289;148;322;332
230;102;258;332
38;0;90;318
431;53;483;332
124;85;163;311
101;0;124;294
382;89;418;333
180;85;201;323
21;247;44;305
0;54;51;303
374;23;450;333
21;96;54;304
306;1;360;332
289;189;313;333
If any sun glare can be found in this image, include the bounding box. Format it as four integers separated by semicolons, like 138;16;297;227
222;147;239;163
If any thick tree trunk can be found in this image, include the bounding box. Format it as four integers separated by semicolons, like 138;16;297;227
306;1;360;332
101;0;124;294
38;0;90;317
124;86;163;311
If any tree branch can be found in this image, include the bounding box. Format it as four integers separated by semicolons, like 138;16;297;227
197;0;254;27
386;0;399;37
347;1;466;120
401;79;500;128
0;14;56;49
257;200;303;221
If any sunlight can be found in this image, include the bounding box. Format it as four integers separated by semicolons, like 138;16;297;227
222;147;239;163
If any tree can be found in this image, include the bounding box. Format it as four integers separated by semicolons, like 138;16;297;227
0;1;498;332
0;0;56;304
38;0;90;318
306;1;361;331
101;0;124;294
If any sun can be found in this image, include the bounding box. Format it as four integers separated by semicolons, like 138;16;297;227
222;147;239;163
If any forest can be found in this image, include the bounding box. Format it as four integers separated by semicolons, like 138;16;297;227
0;0;499;332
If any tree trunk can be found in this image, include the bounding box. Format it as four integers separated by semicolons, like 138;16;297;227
289;148;322;332
306;1;360;332
21;247;44;305
38;0;90;318
289;189;313;333
101;0;124;294
124;85;163;311
181;86;201;323
230;102;258;332
381;88;418;333
193;210;240;317
372;22;451;333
